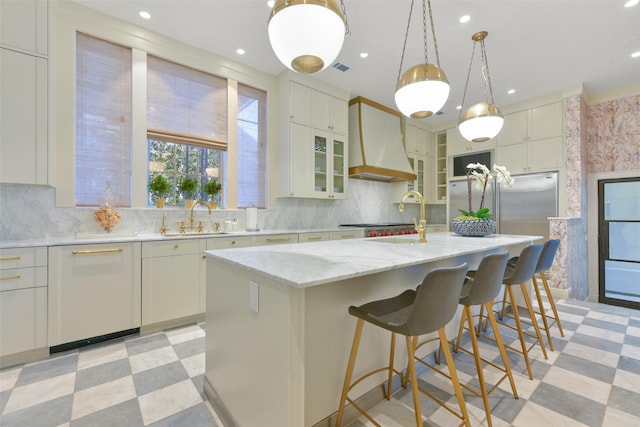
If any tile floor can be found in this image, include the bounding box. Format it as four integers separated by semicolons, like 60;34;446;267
0;298;639;427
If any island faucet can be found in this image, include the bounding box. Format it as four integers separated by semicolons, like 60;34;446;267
399;190;427;243
189;200;212;232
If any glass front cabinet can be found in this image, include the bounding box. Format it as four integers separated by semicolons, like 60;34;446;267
313;131;346;199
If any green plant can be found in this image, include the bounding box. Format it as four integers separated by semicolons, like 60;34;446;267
178;177;199;198
149;174;172;198
202;179;222;198
457;163;514;219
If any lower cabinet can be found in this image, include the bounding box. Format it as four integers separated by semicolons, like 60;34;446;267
298;231;330;243
253;233;299;246
48;242;141;347
0;247;48;363
141;239;206;326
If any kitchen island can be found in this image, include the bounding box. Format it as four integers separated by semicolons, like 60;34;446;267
203;232;541;427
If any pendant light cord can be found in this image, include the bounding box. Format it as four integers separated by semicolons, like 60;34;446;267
397;0;441;83
340;0;350;36
426;0;440;67
397;0;415;83
458;41;477;123
480;41;495;105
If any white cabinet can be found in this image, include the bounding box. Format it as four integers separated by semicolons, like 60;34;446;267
330;229;365;240
405;123;429;155
141;239;206;326
299;231;330;243
0;0;48;55
207;235;254;250
48;243;141;347
496;102;563;173
0;48;48;184
0;247;47;363
446;127;496;156
253;234;299;246
279;75;349;200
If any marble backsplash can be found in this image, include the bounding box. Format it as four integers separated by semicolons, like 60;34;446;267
0;179;446;241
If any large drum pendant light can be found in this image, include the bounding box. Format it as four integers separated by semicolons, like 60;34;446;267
395;0;449;119
458;31;504;143
268;0;346;74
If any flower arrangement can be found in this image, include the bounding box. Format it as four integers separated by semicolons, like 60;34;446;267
457;163;514;219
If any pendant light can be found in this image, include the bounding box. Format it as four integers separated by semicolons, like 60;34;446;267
458;31;504;143
395;0;449;119
268;0;347;74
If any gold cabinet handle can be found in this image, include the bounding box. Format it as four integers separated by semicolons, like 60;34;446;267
0;275;22;281
307;236;323;241
71;248;124;255
339;234;356;238
174;244;180;249
266;237;291;242
0;256;21;261
202;255;206;259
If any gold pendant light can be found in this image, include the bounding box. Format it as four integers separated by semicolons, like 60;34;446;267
458;31;504;143
268;0;347;74
395;0;449;119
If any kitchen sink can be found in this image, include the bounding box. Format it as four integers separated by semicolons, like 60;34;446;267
369;237;418;244
162;232;231;237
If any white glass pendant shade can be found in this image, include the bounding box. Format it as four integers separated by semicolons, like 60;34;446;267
394;63;450;119
458;102;504;143
268;0;345;73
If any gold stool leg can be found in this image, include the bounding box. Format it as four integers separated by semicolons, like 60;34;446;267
405;335;423;427
386;332;396;400
336;319;364;427
485;301;518;399
519;282;548;360
438;328;471;427
540;272;565;337
465;305;492;426
454;306;468;353
506;285;534;380
532;275;554;351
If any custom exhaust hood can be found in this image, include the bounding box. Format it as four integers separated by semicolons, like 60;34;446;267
348;97;417;182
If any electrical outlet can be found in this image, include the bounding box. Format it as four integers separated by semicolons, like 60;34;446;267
249;281;259;313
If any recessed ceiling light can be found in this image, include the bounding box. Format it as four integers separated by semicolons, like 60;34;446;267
267;0;275;8
236;48;246;55
139;10;151;20
459;15;470;23
360;52;368;58
631;51;640;58
508;89;516;94
624;0;638;8
456;105;462;110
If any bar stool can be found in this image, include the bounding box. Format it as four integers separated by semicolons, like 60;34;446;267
492;244;547;379
335;264;470;427
451;252;518;427
530;240;564;350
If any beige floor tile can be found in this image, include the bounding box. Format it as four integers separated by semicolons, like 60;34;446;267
512;401;589;427
3;372;75;414
77;341;127;371
71;375;136;420
128;346;178;374
542;366;611;404
138;379;202;425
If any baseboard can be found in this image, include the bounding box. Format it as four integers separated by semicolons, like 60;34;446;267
139;313;205;335
0;347;49;369
203;375;239;427
549;287;569;301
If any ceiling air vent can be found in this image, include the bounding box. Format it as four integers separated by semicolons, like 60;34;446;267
435;110;445;115
332;62;350;72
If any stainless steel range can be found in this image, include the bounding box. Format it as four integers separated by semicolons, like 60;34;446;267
339;223;417;238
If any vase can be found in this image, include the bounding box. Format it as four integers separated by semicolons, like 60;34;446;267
450;218;496;237
185;199;195;209
155;198;165;208
208;199;217;209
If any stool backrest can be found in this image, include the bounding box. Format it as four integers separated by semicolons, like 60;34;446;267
460;252;509;306
535;239;560;274
503;244;543;285
407;263;468;336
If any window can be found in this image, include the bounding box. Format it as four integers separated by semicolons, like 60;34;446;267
75;33;132;207
237;84;267;208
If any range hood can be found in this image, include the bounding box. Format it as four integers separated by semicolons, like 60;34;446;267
348;97;416;182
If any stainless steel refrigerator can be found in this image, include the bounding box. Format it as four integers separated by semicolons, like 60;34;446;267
448;172;558;240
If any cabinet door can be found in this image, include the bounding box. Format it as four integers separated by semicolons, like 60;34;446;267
142;253;204;325
527;137;564;171
254;234;298;246
331;134;347;199
329;95;348;135
299;232;330;243
405;124;426;155
1;49;47;184
497;143;528;173
498;110;527;146
311;90;332;131
207;236;254;249
529;102;562;141
0;0;47;55
289;123;314;197
48;243;141;346
446;127;468;155
313;131;331;196
1;287;47;356
289;81;312;126
423;138;436;204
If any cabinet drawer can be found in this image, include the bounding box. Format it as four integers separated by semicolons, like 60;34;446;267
0;266;46;291
254;234;298;246
207;236;254;249
142;239;205;258
0;247;47;269
330;230;365;240
299;232;330;243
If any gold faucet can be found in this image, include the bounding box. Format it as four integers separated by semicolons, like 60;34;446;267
399;190;427;243
189;200;212;231
160;212;170;235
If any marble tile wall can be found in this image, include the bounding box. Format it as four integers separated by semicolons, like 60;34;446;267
0;180;446;241
549;217;588;299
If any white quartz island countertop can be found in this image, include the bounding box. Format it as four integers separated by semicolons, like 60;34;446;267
204;232;542;289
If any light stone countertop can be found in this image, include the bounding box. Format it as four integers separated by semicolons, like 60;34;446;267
205;232;542;289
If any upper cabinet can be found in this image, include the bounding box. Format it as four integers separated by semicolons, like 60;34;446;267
278;74;349;200
0;0;48;56
496;101;564;173
0;1;48;185
446;126;496;156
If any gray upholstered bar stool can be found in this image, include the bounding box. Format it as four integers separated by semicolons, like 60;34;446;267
335;264;470;427
452;252;518;427
492;244;547;380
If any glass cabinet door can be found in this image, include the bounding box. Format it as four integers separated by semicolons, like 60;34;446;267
332;137;345;196
314;134;328;194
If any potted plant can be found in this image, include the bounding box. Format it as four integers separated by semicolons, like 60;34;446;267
202;179;222;209
149;174;172;208
451;163;514;236
178;177;199;208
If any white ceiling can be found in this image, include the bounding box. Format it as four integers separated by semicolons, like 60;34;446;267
71;0;640;127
